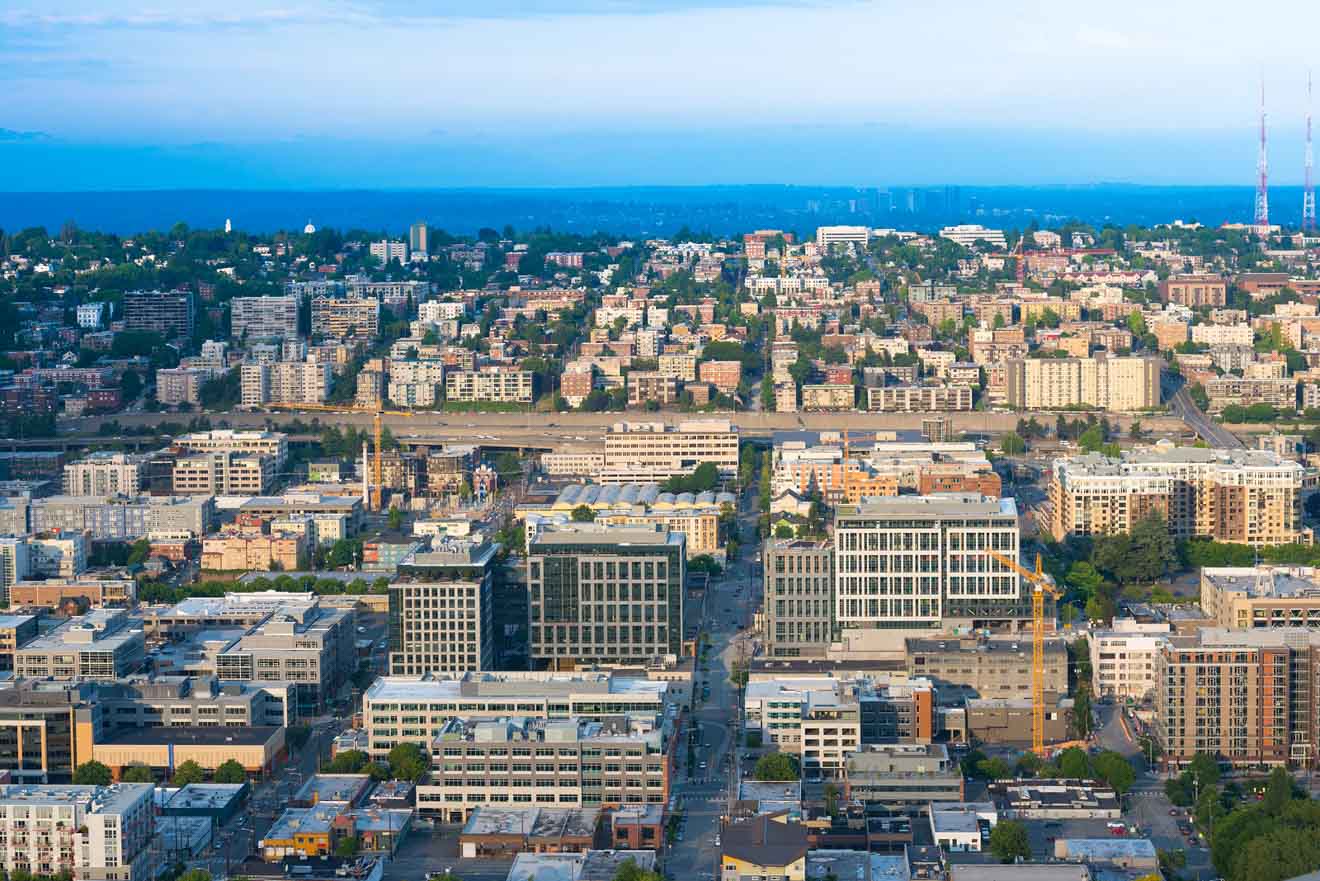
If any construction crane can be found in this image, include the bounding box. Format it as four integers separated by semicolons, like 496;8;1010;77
265;401;415;512
987;550;1060;757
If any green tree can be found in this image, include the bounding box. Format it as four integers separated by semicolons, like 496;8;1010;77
752;753;801;781
1263;766;1294;815
613;859;664;881
1190;752;1222;790
1092;750;1136;795
1072;686;1094;739
571;505;597;523
1000;432;1026;455
1078;424;1105;453
213;759;247;784
177;871;213;881
988;820;1031;863
975;757;1012;780
326;750;370;774
334;836;359;858
1056;746;1091;779
774;524;794;539
387;507;404;531
1065;561;1104;602
171;760;206;787
121;764;154;783
388;742;428;782
72;761;113;786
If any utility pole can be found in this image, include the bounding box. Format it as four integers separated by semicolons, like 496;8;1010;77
1255;76;1271;227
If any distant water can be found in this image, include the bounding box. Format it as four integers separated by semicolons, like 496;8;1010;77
0;185;1294;237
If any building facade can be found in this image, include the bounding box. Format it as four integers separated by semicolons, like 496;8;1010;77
763;540;834;659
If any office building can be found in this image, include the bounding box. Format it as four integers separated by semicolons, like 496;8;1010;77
15;609;145;681
213;603;356;714
527;523;685;667
416;714;673;822
92;727;285;779
1200;564;1320;629
172;451;273;495
939;225;1007;248
311;297;380;340
1088;619;1169;702
906;635;1067;702
844;744;965;805
63;452;149;497
0;681;101;782
601;420;739;480
0;783;156;881
361;672;672;757
175;429;288;469
240;358;331;407
763;539;834;659
388;540;497;675
1159;274;1228;307
28;533;88;579
231;296;300;342
1005;356;1160;410
1047;446;1305;546
815;225;871;247
124;289;193;339
445;368;534;404
833;495;1022;644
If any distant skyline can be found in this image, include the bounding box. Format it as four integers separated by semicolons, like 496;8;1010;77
5;0;1320;188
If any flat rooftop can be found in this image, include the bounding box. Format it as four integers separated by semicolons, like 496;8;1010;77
839;493;1016;519
950;868;1089;881
266;805;341;840
531;523;684;548
366;673;668;703
461;806;600;839
1058;838;1157;861
100;726;280;747
1203;566;1320;599
165;784;247;811
295;774;369;804
0;783;152;814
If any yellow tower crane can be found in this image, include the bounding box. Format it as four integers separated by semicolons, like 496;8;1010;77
265;401;416;511
986;550;1060;757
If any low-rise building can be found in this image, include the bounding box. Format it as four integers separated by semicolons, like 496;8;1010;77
990;779;1121;819
843;744;965;805
720;815;809;881
1089;619;1170;702
928;801;996;852
906;636;1067;702
15;609;144;681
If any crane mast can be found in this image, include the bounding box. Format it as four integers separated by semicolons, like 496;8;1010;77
987;550;1059;756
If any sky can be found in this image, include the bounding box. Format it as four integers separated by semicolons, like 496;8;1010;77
4;0;1320;188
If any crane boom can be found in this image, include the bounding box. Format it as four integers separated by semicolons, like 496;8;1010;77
987;550;1060;757
263;402;416;512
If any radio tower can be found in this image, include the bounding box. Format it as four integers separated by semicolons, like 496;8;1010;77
1305;72;1316;231
1255;77;1270;227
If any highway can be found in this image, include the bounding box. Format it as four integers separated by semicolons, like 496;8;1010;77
1164;377;1244;449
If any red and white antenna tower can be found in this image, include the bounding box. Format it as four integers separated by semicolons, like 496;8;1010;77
1304;72;1316;231
1255;77;1270;227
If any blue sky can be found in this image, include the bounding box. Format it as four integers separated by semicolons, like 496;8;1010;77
3;0;1319;188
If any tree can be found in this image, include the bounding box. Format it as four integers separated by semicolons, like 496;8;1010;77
1072;687;1094;739
387;507;404;531
72;761;112;786
774;524;795;539
571;504;597;523
1056;746;1091;779
327;750;371;774
1092;750;1136;795
121;764;154;783
752;753;800;781
975;757;1012;780
1078;424;1105;453
213;759;247;784
1263;766;1293;815
1000;432;1026;455
388;742;428;782
172;760;205;787
613;859;664;881
1190;752;1222;790
988;820;1031;863
334;836;359;858
178;871;213;881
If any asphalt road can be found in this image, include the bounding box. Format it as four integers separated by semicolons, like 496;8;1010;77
662;488;762;881
1164;376;1243;449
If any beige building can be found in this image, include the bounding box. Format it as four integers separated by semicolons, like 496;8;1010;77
1160;274;1227;307
1005;356;1160;410
311;296;380;339
63;452;148;497
174;429;288;469
240;358;332;407
155;366;214;405
445;368;534;404
801;384;855;411
1190;323;1253;347
906;636;1067;701
602;420;739;478
1201;565;1320;629
1088;619;1170;702
1048;446;1305;546
1204;376;1296;412
865;384;973;412
172;451;273;495
627;372;681;406
658;354;697;382
201;531;306;571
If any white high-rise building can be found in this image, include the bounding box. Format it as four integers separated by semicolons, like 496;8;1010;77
0;784;156;881
63;452;149;497
370;240;408;264
231;295;300;342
